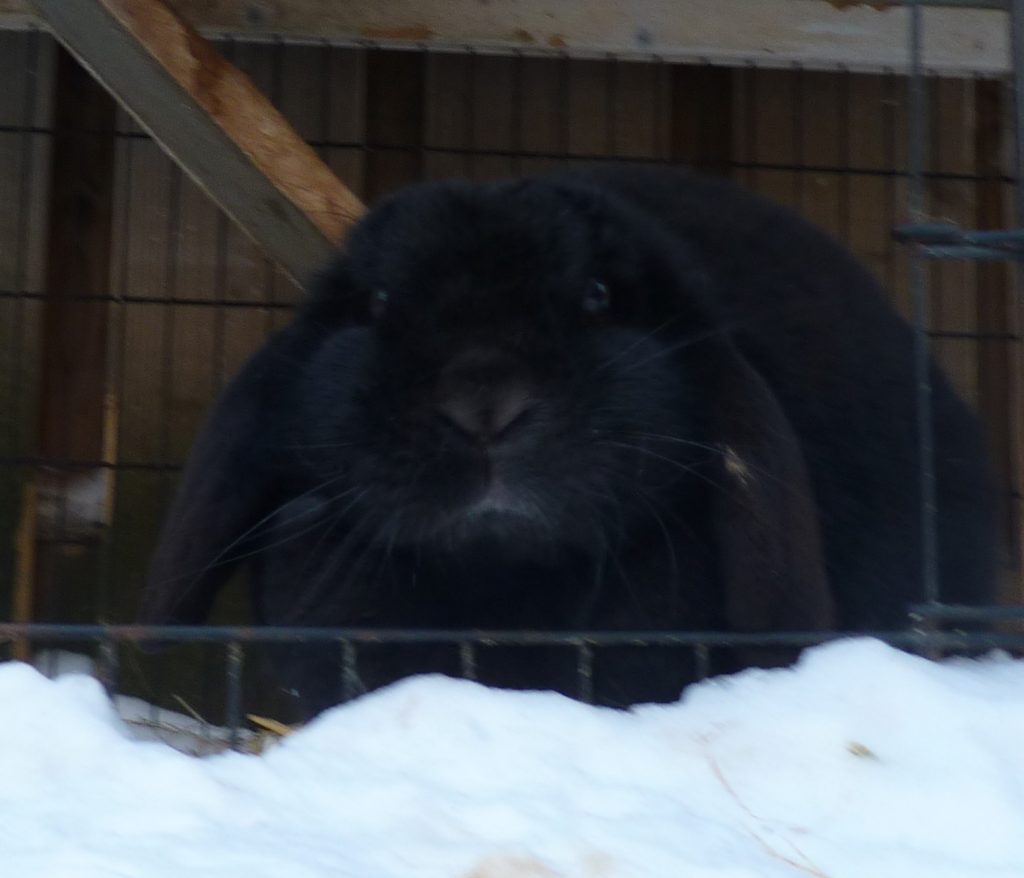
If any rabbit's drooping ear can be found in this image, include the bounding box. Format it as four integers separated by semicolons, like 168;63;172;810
708;346;835;638
137;333;292;625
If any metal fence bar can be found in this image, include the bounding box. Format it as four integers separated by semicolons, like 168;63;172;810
909;602;1024;620
1013;0;1024;224
97;636;118;695
459;641;478;681
225;641;244;750
907;0;942;615
693;644;711;680
0;622;1021;650
2;21;1022;740
340;639;361;700
576;643;594;703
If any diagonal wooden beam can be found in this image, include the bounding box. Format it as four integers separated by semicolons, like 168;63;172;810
27;0;365;283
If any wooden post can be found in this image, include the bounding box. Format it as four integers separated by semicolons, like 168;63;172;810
22;46;118;623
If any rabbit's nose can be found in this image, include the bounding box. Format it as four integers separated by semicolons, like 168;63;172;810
437;385;533;443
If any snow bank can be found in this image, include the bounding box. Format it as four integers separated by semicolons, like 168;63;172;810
2;637;1023;878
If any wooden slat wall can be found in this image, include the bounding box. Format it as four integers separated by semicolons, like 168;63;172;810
1;35;1021;658
0;31;53;621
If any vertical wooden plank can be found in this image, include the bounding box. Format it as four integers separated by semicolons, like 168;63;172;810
734;66;798;207
518;56;567;174
470;54;518;181
323;46;367;199
566;59;610;157
30;46;117;622
36;47;116;463
423;51;471;181
846;73;889;173
364;49;424;202
798;70;843;241
0;32;53;625
846;74;902;310
167;303;216;463
746;68;799;208
117;143;171;466
670;64;733;175
610;61;664;160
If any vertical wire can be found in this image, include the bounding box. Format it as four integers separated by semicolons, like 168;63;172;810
357;44;369;201
907;0;941;607
159;158;185;697
160;165;181;469
512;50;525;176
465;48;477;180
341;639;360;701
265;38;285;324
319;37;332;166
839;67;853;245
98;635;118;695
1008;0;1024;602
745;63;757;189
884;70;898;296
605;52;618;160
11;30;39;463
694;643;711;681
213;36;234;395
653;54;667;163
1012;0;1024;228
225;640;244;750
459;641;477;681
793;63;805;215
50;49;74;610
559;52;571;166
94;98;132;624
10;30;41;633
576;642;594;704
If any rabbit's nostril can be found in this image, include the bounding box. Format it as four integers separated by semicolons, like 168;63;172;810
437;387;533;443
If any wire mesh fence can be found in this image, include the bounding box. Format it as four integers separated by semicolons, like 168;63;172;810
1;2;1023;744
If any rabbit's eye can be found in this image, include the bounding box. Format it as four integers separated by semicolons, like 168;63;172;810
583;279;611;315
370;289;390;320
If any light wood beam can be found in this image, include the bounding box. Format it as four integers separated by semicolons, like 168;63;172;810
27;0;365;283
2;1;1012;77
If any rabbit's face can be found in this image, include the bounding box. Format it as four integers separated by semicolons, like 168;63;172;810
299;179;713;551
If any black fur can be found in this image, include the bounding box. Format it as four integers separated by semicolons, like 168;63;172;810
139;165;1000;720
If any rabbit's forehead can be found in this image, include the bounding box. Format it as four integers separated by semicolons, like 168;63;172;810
355;186;608;292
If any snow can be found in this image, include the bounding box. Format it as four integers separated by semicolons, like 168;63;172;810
2;638;1024;878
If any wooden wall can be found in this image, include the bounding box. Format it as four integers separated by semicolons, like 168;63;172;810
0;32;1020;716
0;31;52;624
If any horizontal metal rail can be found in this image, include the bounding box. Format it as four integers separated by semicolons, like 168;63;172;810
1;622;1022;650
895;223;1024;259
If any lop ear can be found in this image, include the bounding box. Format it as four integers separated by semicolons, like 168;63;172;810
137;331;294;625
708;346;835;643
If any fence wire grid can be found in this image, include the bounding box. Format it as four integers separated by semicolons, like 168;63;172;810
1;1;1024;741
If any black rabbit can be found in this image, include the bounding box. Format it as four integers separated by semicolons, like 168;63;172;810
139;165;999;720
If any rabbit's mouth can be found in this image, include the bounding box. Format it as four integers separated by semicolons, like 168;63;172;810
430;464;539;538
465;476;537;520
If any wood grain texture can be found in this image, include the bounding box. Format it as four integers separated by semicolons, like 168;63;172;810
28;0;364;282
4;1;1013;76
26;47;116;625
